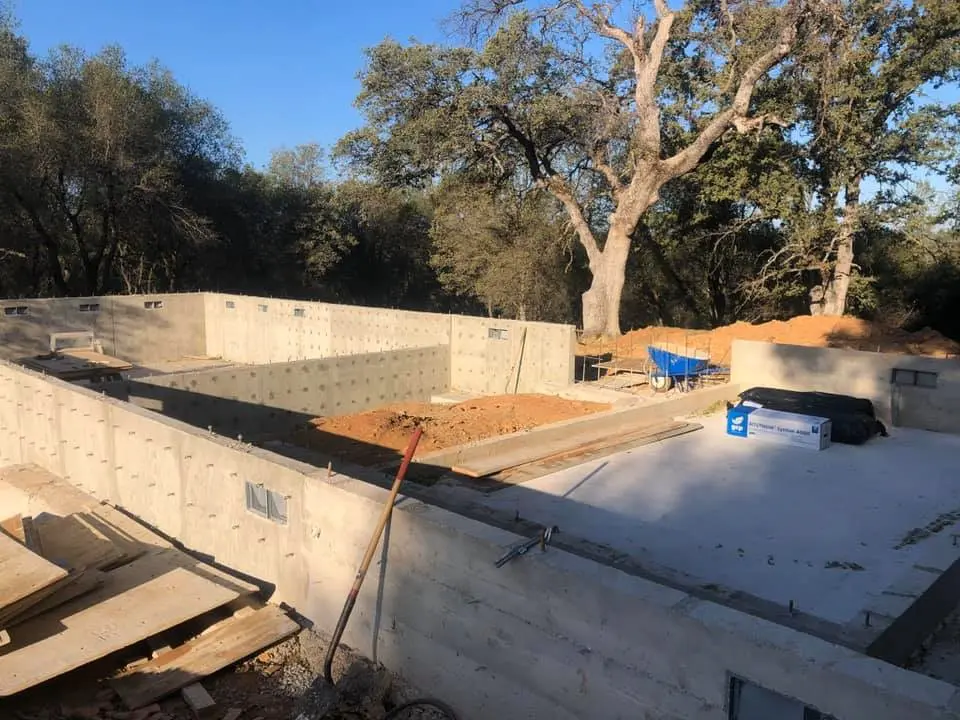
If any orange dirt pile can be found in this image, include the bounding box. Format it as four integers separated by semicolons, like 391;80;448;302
579;316;960;365
294;394;611;466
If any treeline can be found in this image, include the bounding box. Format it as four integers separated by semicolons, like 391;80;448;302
2;4;960;339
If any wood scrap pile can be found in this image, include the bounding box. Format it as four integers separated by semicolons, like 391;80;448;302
0;503;300;714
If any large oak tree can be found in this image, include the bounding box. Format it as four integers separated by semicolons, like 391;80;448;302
339;0;819;335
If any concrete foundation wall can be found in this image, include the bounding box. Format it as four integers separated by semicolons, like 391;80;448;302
202;293;575;394
1;360;958;720
128;346;451;437
0;293;206;362
731;340;960;433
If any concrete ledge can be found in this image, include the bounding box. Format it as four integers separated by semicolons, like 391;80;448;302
3;360;960;720
416;383;740;472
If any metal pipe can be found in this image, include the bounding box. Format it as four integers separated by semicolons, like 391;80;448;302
322;427;423;685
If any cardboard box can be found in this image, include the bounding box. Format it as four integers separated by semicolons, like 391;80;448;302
726;405;832;451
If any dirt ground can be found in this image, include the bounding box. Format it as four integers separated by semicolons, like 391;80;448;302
6;630;451;720
291;394;610;467
579;315;960;365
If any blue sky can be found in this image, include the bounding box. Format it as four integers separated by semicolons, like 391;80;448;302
15;0;456;168
12;0;958;198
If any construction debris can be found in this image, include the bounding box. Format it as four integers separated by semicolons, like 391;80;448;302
0;465;301;708
180;685;216;720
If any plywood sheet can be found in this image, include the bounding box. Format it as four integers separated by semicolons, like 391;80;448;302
6;570;104;626
0;549;257;696
111;605;299;708
0;530;68;617
34;512;143;571
0;515;25;543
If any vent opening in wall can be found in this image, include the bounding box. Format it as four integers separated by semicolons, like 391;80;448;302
258;304;269;313
244;481;288;524
727;676;835;720
78;303;100;312
144;300;164;310
892;368;938;388
225;300;236;309
488;327;509;341
3;306;28;317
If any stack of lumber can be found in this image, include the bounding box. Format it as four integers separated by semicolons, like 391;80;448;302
0;473;300;708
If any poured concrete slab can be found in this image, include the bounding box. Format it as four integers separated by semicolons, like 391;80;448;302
481;414;960;625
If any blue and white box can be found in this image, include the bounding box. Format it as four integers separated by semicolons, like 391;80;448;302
726;405;831;450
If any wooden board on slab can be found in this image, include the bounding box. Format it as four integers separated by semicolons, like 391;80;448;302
110;604;300;709
0;548;258;696
452;420;700;478
0;515;25;543
5;570;104;627
0;530;68;621
34;512;143;571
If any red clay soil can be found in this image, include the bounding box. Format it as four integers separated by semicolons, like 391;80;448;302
292;394;610;466
579;315;960;365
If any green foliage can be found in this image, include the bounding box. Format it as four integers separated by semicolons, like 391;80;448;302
1;3;959;342
430;182;576;321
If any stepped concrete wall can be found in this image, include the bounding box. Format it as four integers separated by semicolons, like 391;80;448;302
0;360;956;720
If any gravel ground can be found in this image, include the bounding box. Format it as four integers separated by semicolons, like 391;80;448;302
2;630;453;720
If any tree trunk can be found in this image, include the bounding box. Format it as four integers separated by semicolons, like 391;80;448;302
810;178;861;316
581;226;632;337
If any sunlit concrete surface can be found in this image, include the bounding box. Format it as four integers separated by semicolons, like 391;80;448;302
482;414;960;624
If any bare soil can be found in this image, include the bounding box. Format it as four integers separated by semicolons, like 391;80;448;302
291;394;610;466
579;315;960;365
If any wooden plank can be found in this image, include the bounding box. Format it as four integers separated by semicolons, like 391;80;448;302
594;357;650;373
453;420;699;478
182;683;217;719
0;549;258;696
34;512;142;571
0;573;76;629
0;515;25;543
6;570;104;627
110;604;300;709
0;529;68;615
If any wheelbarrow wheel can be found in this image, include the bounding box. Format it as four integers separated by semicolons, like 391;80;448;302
649;373;673;393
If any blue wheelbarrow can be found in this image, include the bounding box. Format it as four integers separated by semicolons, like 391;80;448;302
646;343;728;393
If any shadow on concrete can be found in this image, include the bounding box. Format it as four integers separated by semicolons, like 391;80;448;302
119;345;960;673
0;297;182;365
731;337;960;666
574;352;613;383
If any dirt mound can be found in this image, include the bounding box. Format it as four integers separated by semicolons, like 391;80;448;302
580;316;960;365
294;394;610;466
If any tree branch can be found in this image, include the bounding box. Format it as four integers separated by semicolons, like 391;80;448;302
662;3;803;178
542;176;602;265
491;105;544;180
591;144;623;196
7;185;70;295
